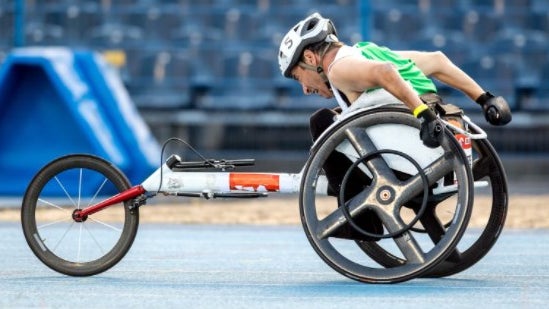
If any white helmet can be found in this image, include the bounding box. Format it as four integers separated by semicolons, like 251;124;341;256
278;12;338;78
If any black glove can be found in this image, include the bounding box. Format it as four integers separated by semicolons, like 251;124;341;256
476;92;512;126
416;105;443;148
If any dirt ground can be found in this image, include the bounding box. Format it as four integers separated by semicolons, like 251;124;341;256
3;193;547;229
140;194;549;229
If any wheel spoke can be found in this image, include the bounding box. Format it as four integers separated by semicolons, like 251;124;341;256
77;224;83;262
393;232;426;264
84;223;107;255
344;127;393;178
400;155;454;202
37;198;72;214
54;176;78;209
420;207;464;264
417;205;446;244
315;186;375;239
377;210;426;264
37;218;72;230
316;207;349;239
78;168;83;209
88;216;123;233
87;178;109;207
52;221;75;251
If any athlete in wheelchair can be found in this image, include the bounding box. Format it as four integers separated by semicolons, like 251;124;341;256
278;12;511;240
20;12;513;284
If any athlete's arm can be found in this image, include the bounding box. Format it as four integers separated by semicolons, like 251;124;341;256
328;53;443;148
396;50;512;126
395;50;484;101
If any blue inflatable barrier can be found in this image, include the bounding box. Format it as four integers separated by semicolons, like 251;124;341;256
0;47;160;196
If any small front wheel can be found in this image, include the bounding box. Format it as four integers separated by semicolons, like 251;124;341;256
21;154;139;276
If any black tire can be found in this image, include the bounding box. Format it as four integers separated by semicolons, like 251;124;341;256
299;106;473;283
21;154;139;276
356;125;508;278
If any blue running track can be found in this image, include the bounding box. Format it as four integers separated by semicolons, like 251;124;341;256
1;222;548;308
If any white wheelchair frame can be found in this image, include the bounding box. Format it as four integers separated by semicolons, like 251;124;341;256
21;96;509;283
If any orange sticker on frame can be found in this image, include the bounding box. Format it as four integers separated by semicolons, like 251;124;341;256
455;133;472;150
229;173;280;192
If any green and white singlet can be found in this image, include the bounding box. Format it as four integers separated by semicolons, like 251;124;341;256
327;42;437;112
353;41;437;95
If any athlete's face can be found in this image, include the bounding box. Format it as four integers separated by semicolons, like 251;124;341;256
290;66;333;99
289;51;333;99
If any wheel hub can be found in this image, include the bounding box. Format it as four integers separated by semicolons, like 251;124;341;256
377;185;395;205
72;209;88;222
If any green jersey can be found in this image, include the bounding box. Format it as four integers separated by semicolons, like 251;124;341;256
353;42;437;95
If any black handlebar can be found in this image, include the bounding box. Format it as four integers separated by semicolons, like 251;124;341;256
170;157;255;171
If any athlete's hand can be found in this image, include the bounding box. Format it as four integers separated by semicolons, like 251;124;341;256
415;104;443;148
476;92;512;126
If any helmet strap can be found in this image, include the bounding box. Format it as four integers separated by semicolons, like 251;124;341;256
297;41;334;83
298;61;329;82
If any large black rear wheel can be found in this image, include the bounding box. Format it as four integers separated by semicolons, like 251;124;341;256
299;106;473;283
357;129;508;277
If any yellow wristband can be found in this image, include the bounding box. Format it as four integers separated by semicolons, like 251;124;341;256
413;104;429;118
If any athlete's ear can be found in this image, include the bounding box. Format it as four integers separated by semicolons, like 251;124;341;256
303;49;317;66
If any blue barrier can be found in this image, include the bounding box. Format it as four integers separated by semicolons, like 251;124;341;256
0;47;160;196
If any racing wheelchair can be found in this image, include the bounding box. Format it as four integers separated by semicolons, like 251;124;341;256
20;101;508;284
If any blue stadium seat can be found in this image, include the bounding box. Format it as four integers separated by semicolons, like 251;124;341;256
106;0;136;8
532;0;549;11
186;46;224;89
462;9;503;43
411;32;472;66
518;33;549;78
24;22;65;45
332;0;357;6
131;86;191;110
234;0;262;7
522;62;549;111
16;0;540;114
503;0;532;10
221;8;265;42
124;49;192;109
370;0;414;11
197;85;275;111
488;31;549;89
422;0;468;12
468;0;498;12
253;20;286;48
171;7;226;45
372;8;427;50
0;7;14;46
425;8;468;36
125;6;181;45
196;50;275;110
462;56;518;109
123;47;144;77
40;3;103;46
501;9;548;34
275;0;315;8
529;10;549;33
89;21;144;48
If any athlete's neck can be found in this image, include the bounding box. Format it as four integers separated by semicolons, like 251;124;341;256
320;45;341;75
